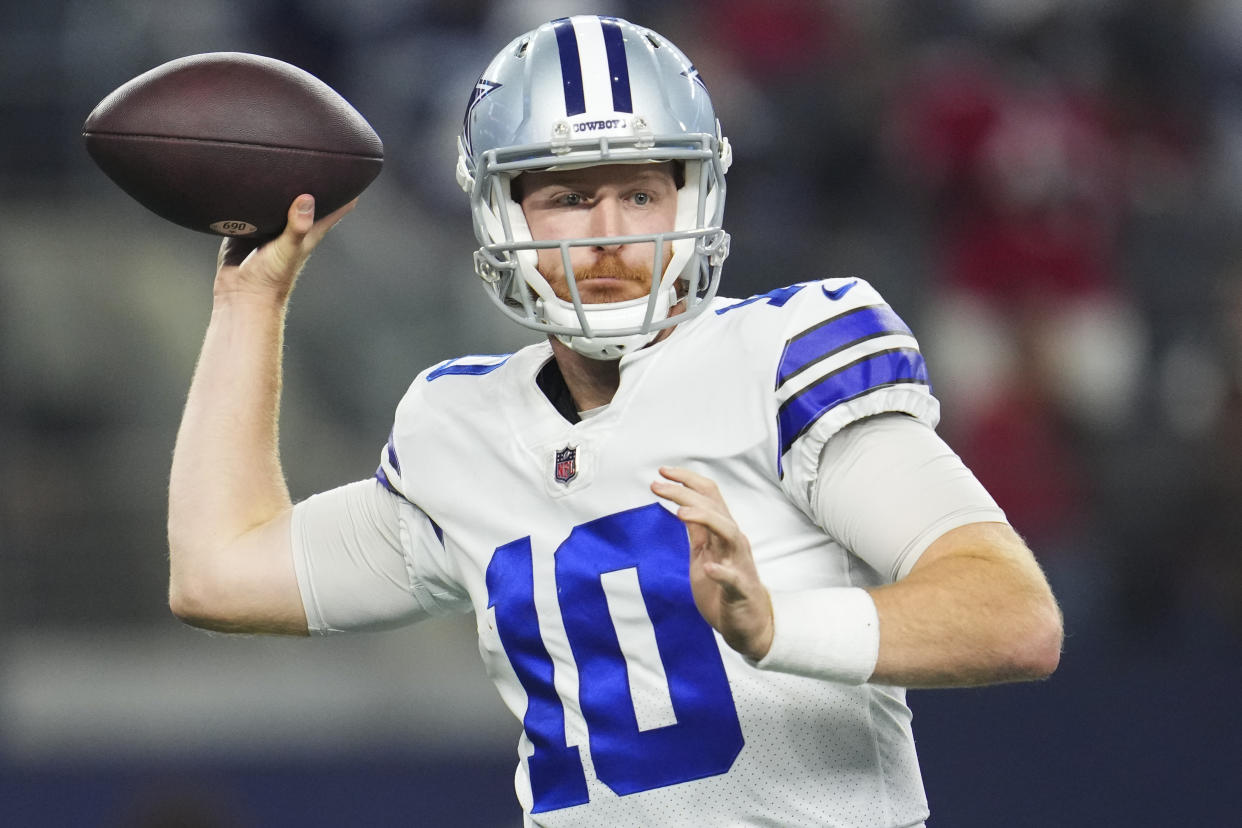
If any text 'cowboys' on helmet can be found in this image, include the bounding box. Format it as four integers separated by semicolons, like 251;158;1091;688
457;15;732;360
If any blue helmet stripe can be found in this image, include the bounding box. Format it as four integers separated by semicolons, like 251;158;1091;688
552;18;586;116
777;348;929;460
600;17;633;113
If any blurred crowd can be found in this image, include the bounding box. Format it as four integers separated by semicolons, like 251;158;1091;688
3;0;1241;645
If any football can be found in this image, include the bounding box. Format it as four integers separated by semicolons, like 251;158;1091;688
83;52;383;238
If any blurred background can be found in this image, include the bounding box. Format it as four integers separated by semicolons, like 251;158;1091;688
2;0;1240;825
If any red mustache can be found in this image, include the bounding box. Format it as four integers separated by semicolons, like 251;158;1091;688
543;250;672;284
574;256;651;282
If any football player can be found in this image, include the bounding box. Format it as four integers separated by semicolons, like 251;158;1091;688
168;16;1062;827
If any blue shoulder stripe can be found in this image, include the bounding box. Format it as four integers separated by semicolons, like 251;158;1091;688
777;347;929;458
373;468;444;544
384;429;401;475
776;305;913;388
427;355;511;381
375;465;400;495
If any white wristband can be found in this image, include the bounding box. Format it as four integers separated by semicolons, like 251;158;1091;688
752;588;880;685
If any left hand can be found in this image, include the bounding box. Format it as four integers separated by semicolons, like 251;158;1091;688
651;467;774;661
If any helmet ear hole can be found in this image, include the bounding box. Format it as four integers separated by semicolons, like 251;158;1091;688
509;174;526;203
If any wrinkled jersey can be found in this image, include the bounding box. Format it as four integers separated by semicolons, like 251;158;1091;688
376;280;938;827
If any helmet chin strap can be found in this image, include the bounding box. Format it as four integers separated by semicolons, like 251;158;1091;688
540;284;678;360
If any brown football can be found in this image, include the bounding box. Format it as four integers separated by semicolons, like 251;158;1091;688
83;52;383;238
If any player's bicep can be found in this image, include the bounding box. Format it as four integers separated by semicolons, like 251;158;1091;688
814;413;1008;581
292;479;447;634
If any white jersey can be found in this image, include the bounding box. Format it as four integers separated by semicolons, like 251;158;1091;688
308;279;948;826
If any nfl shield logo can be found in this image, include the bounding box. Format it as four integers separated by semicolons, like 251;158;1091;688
554;446;578;485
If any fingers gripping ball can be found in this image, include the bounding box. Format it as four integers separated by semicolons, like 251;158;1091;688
83;52;383;238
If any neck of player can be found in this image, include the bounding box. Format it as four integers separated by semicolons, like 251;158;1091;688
549;338;622;412
549;300;687;413
550;322;685;412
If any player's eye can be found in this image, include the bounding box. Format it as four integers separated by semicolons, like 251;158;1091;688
631;191;651;206
557;192;584;207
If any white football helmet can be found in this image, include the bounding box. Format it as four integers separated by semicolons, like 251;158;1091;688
456;15;732;359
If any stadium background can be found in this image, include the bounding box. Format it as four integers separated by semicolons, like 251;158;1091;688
2;0;1239;824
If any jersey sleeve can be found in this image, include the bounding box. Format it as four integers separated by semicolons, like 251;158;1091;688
772;278;941;514
290;479;472;635
812;413;1008;582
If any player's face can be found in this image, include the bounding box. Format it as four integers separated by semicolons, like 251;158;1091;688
519;163;678;304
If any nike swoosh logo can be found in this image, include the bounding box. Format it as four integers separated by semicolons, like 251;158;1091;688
822;280;858;301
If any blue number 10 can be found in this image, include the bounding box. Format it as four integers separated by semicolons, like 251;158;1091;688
486;503;745;813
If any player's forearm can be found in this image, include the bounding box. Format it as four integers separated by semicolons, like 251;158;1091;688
168;293;293;606
867;524;1063;688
